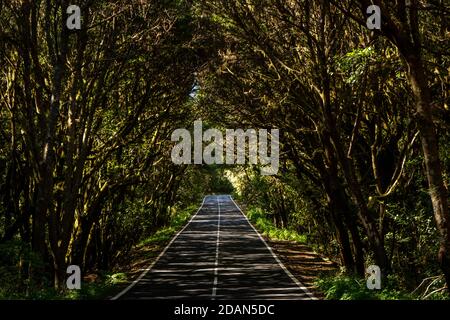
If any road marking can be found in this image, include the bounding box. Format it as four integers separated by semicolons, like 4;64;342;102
111;197;207;300
228;195;317;300
212;196;221;299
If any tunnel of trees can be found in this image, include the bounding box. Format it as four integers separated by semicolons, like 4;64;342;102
0;0;449;298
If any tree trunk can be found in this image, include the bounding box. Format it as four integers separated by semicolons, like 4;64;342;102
318;137;363;274
330;127;390;273
405;52;450;289
344;209;365;276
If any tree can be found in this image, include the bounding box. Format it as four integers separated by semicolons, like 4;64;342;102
331;0;450;291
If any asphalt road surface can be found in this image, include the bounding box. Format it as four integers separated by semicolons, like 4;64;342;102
113;195;316;300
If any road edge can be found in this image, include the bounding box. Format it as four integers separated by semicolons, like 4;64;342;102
229;195;318;300
110;197;207;300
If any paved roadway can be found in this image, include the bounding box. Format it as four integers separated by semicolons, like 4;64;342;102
112;195;316;300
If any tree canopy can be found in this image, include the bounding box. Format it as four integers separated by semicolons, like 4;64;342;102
0;0;449;298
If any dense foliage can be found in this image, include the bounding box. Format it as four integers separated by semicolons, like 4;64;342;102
197;0;449;295
0;0;449;298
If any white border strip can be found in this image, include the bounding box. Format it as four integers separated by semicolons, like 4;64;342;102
229;195;318;300
111;197;207;300
211;196;221;299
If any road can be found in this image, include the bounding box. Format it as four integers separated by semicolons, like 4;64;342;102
112;195;316;300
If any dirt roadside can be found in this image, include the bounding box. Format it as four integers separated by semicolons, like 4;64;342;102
267;239;338;299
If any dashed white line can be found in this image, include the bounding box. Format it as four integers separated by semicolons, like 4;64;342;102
112;195;316;300
211;196;221;299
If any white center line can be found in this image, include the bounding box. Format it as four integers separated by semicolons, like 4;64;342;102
212;196;221;299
